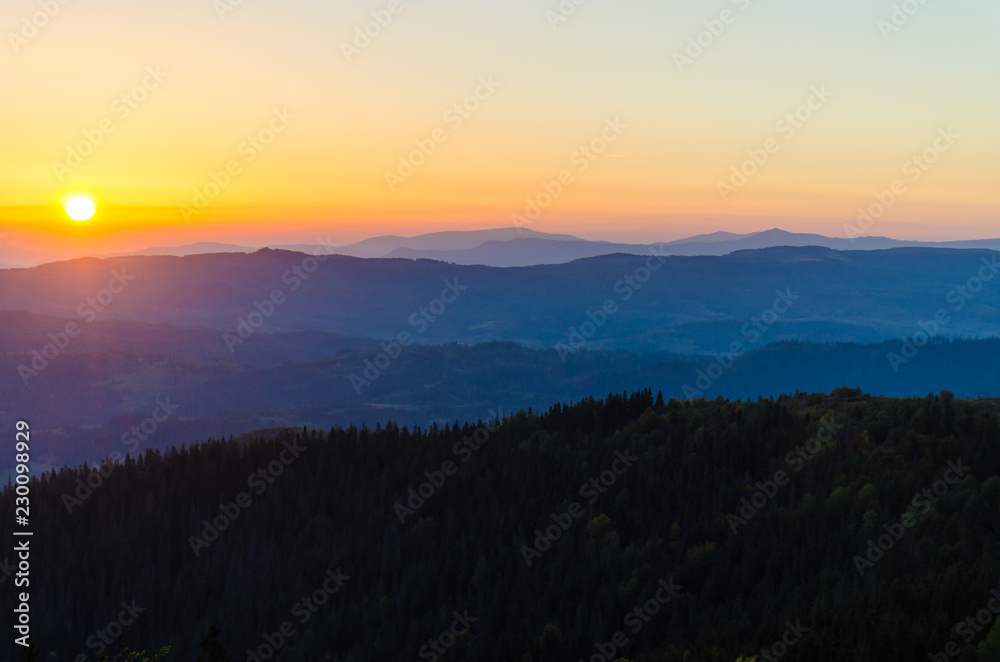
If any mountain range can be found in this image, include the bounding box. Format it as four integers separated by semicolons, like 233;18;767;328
3;244;1000;471
7;227;1000;269
3;245;999;350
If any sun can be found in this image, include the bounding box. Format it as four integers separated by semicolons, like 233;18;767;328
64;195;96;221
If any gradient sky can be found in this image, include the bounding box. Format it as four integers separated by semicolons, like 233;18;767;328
2;0;998;255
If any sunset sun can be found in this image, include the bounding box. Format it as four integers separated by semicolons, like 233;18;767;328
63;195;96;221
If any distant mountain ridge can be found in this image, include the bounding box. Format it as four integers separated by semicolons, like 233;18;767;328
380;228;1000;267
298;226;584;258
3;245;1000;353
6;227;1000;269
5;244;1000;470
106;241;256;258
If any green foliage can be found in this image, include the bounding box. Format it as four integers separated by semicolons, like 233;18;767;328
472;554;488;591
824;485;851;514
196;626;231;662
4;390;1000;661
980;619;1000;661
537;623;565;653
982;475;1000;509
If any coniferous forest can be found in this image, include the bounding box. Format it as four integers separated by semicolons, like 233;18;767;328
4;388;1000;661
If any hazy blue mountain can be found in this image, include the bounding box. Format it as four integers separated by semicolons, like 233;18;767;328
2;246;999;352
0;310;377;366
3;316;1000;470
664;230;754;244
666;228;1000;255
3;243;1000;472
104;242;256;257
12;227;1000;270
374;227;1000;267
384;237;655;266
274;227;585;258
0;245;58;269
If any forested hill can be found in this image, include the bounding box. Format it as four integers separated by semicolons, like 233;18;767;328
5;389;1000;661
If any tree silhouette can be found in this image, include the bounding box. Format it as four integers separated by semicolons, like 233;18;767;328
17;638;41;662
6;390;1000;660
980;619;1000;661
99;648;170;662
197;626;232;662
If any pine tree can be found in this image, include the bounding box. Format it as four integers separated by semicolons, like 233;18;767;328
99;648;171;662
17;638;41;662
197;626;232;662
980;619;1000;661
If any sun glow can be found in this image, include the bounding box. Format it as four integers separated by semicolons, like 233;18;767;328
64;195;96;222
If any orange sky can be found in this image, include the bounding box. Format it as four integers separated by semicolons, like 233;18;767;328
2;0;998;257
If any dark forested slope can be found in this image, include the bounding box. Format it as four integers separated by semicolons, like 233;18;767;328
3;389;1000;661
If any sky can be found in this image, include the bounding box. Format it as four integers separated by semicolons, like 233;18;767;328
1;0;998;256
